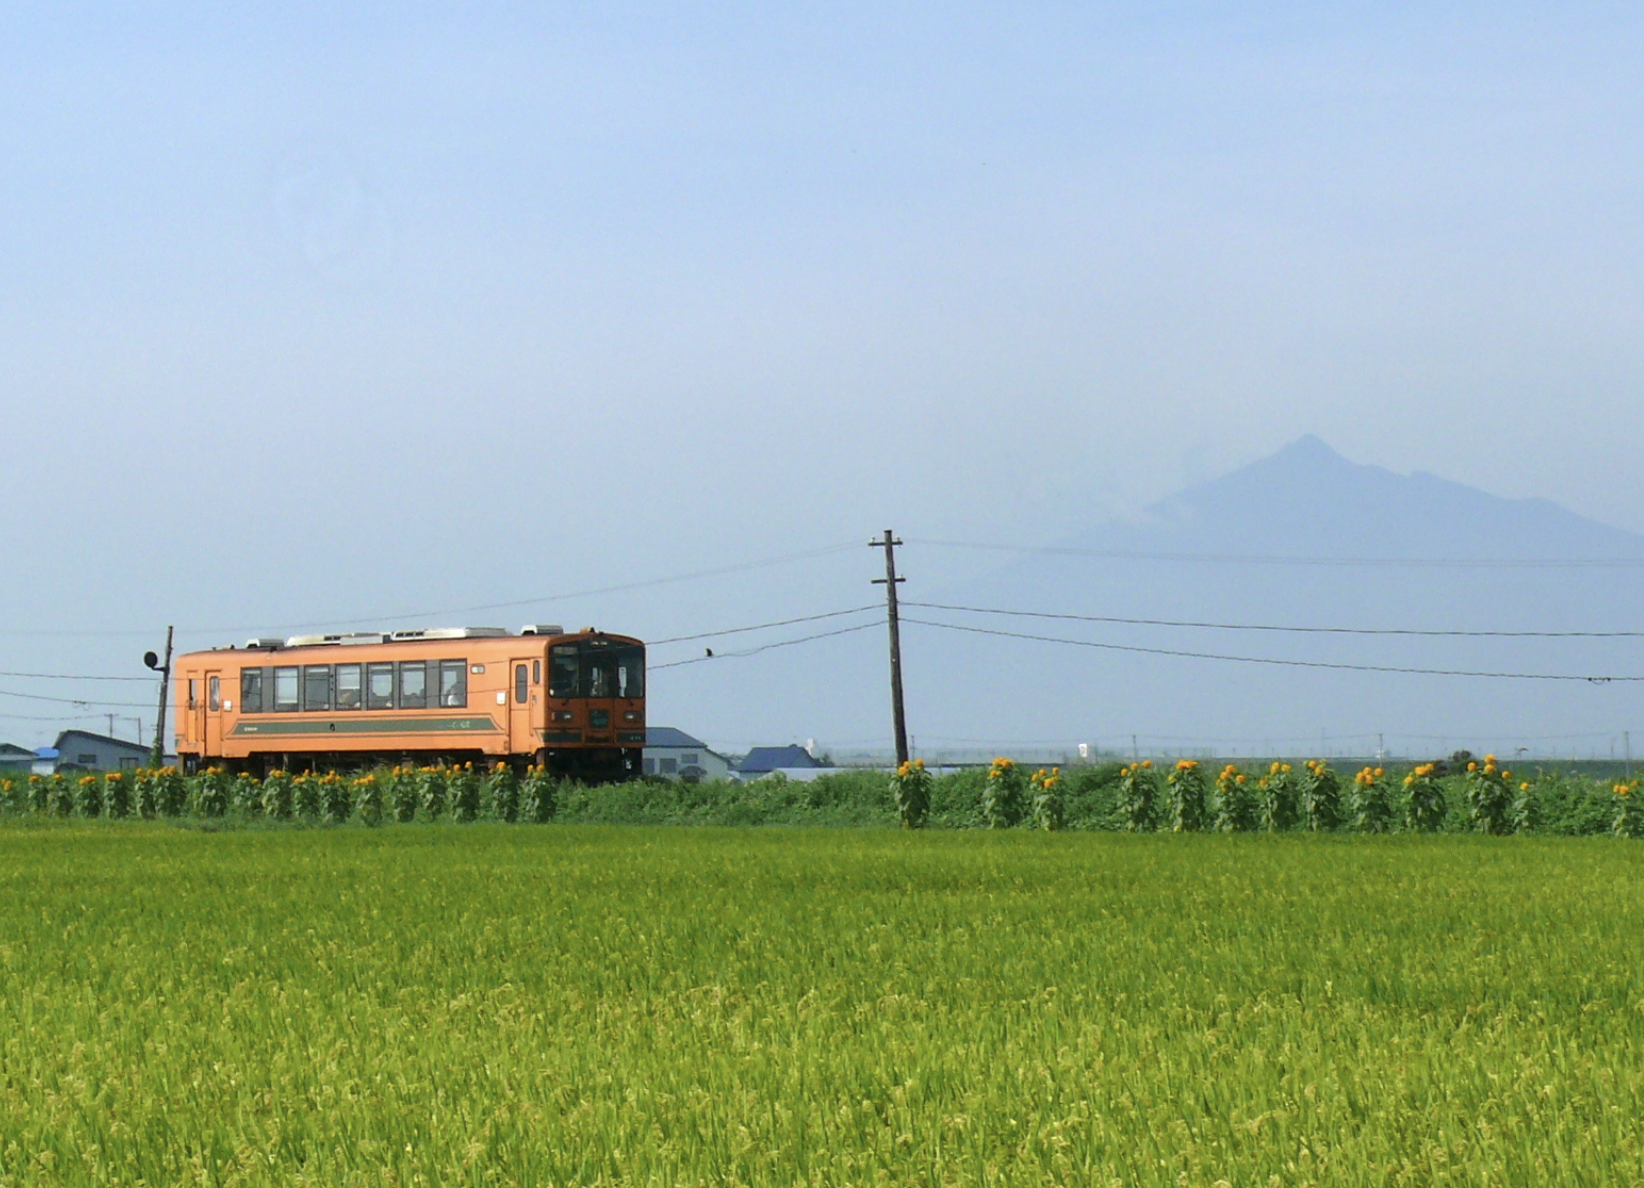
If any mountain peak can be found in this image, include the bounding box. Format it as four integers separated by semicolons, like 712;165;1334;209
1277;434;1344;462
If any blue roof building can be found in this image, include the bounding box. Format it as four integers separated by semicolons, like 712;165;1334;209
734;744;822;778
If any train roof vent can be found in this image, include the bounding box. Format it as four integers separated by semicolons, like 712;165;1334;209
285;634;329;647
388;627;511;641
519;624;564;636
245;637;285;649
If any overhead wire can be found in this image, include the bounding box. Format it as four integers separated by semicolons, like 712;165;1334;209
909;538;1644;569
186;543;864;635
0;542;863;639
901;617;1644;683
648;606;880;646
904;601;1644;639
0;688;156;708
0;670;157;681
651;622;879;669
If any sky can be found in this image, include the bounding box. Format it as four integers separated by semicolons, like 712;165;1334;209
3;2;1643;751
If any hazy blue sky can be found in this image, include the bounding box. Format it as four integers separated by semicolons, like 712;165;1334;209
4;2;1643;750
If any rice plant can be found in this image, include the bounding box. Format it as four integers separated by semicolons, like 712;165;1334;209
3;825;1642;1185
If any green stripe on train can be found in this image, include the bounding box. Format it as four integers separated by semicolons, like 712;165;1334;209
231;716;501;737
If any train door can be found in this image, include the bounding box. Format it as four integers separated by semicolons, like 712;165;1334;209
204;670;224;759
509;656;536;756
182;671;201;752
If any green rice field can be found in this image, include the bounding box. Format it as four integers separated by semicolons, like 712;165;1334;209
3;824;1642;1185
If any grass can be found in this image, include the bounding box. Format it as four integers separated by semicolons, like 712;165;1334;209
2;823;1643;1185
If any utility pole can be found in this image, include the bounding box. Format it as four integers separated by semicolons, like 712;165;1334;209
870;530;909;766
145;626;174;769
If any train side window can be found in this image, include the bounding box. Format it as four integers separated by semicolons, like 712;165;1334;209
398;662;427;709
273;667;299;711
550;646;578;697
533;659;541;685
303;665;332;712
335;664;362;710
241;668;263;714
439;660;467;708
208;676;221;712
187;679;198;710
367;663;394;710
515;663;528;704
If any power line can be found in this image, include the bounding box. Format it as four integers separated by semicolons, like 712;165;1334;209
0;670;156;682
905;601;1644;639
910;538;1644;569
648;606;880;646
187;543;863;635
901;617;1644;682
0;688;155;708
651;622;879;670
0;711;110;723
0;543;862;639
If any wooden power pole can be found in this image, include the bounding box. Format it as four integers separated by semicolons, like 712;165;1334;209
870;530;909;766
147;626;174;768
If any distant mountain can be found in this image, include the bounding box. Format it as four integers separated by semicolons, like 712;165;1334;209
896;437;1644;760
1062;434;1644;563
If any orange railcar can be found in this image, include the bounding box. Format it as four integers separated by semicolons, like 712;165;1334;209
172;626;644;780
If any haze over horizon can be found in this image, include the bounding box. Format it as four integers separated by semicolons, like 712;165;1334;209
4;4;1643;753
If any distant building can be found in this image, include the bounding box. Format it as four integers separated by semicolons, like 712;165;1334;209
50;730;151;772
0;743;34;772
643;727;732;782
734;744;823;780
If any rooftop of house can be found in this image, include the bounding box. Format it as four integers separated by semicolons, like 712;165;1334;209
645;726;710;750
736;744;821;774
52;729;152;756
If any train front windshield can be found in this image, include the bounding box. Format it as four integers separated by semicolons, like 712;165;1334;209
550;642;644;699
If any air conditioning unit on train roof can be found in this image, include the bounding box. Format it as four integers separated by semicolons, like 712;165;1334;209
388;627;510;641
282;632;391;648
245;638;284;649
519;624;564;636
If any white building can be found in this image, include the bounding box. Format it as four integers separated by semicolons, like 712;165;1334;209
643;727;732;782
